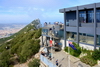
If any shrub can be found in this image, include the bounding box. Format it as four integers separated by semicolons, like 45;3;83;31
72;48;81;57
19;42;32;63
64;46;81;57
0;44;7;52
19;55;27;63
92;49;100;60
19;40;40;63
81;47;87;53
11;43;20;54
28;58;40;67
0;60;9;67
80;56;97;66
72;42;79;47
34;29;41;39
68;42;81;57
0;50;10;67
71;42;81;57
9;65;14;67
64;47;68;52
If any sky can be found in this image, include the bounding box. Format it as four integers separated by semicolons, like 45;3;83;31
0;0;100;24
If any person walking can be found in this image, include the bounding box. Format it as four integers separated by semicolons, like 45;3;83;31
48;52;52;60
56;59;58;66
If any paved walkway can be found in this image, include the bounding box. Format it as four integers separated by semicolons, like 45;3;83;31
49;50;99;67
40;46;100;67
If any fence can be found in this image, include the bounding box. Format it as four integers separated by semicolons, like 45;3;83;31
40;55;57;67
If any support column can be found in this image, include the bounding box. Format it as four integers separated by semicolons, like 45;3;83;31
94;3;96;50
76;6;79;45
99;35;100;45
42;36;44;47
46;37;48;46
64;8;67;47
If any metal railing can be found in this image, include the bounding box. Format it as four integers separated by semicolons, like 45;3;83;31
40;55;57;67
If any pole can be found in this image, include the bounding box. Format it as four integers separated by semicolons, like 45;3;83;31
68;40;70;67
50;36;54;67
42;36;44;47
52;42;53;67
52;36;55;67
94;3;96;50
64;8;67;48
76;6;79;46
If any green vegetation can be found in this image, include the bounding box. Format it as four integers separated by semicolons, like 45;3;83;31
92;49;100;60
0;19;40;45
0;35;14;45
80;55;97;66
0;19;41;67
64;42;81;57
0;50;10;67
28;58;40;67
64;42;100;66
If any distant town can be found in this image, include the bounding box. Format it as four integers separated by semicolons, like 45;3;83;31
0;23;26;38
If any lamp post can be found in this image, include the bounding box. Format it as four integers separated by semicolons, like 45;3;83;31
50;35;55;67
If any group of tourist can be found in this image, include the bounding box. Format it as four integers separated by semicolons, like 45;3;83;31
41;51;52;60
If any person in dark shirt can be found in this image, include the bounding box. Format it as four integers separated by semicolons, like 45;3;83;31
56;59;58;66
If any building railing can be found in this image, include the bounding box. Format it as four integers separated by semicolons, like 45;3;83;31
66;22;100;27
42;30;64;38
40;55;57;67
43;24;64;29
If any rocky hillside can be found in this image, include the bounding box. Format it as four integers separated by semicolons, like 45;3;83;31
0;19;41;67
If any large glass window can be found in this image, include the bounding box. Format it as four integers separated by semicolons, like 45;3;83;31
79;33;94;45
67;32;77;41
96;9;100;23
79;11;86;23
79;10;94;23
87;10;94;23
79;33;87;43
42;29;48;35
58;30;64;38
97;35;100;45
87;34;94;45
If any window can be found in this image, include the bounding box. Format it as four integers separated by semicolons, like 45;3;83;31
96;9;100;23
87;34;94;44
79;33;94;45
79;10;94;23
87;10;94;23
58;30;64;38
67;32;77;41
42;29;48;35
79;33;87;43
79;11;86;23
97;35;100;45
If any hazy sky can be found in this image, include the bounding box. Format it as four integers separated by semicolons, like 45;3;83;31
0;0;100;24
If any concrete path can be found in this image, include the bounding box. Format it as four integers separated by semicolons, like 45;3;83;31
50;50;94;67
40;47;100;67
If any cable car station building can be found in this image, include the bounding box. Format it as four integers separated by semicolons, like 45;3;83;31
59;3;100;50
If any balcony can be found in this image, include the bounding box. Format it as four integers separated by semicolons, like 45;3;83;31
80;23;94;27
42;24;64;38
66;20;100;27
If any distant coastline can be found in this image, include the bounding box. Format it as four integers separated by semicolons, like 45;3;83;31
0;23;26;39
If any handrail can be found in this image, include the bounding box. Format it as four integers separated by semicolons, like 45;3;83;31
40;55;57;67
